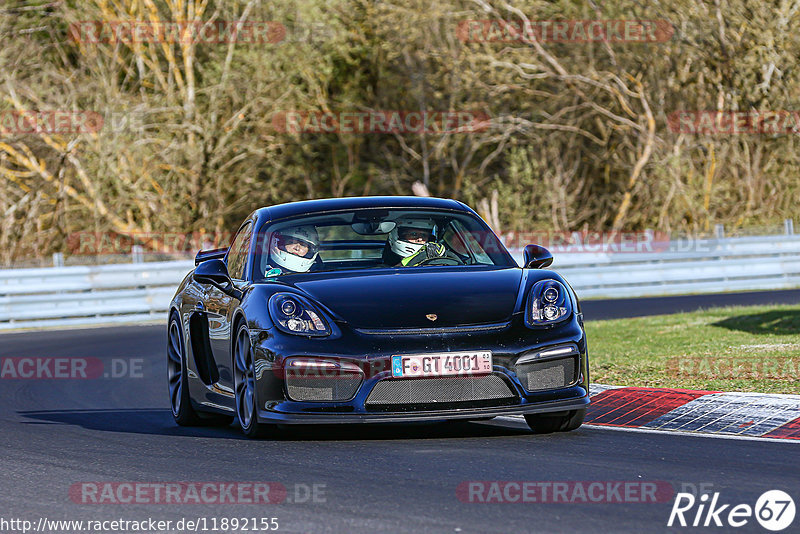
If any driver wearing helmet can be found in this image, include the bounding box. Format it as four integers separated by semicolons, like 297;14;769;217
382;217;454;267
266;225;320;275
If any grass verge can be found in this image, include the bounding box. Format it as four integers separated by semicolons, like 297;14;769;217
585;304;800;394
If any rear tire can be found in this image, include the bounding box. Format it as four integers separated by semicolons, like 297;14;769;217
168;313;234;427
167;313;203;426
524;409;585;434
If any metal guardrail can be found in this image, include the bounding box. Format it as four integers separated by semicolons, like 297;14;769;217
1;234;799;329
0;261;193;330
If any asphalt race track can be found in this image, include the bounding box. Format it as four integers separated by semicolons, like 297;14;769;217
1;293;799;533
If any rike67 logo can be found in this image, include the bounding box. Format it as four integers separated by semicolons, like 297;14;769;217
668;490;795;531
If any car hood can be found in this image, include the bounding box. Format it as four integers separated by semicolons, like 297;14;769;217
288;267;523;329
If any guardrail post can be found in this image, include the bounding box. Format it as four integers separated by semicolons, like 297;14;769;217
131;245;144;264
714;224;725;240
52;252;64;268
785;219;794;235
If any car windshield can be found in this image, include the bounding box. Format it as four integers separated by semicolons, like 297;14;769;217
252;208;515;280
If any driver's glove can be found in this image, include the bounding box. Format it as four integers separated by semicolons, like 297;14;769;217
424;242;447;258
400;242;447;266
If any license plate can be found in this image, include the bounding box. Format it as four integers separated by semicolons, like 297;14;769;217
391;351;492;378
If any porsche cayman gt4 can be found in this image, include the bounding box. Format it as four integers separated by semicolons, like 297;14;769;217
167;196;589;437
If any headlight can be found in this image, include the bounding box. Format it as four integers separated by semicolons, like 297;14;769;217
526;280;572;326
268;293;331;337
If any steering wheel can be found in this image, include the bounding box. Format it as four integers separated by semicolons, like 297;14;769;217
415;256;464;266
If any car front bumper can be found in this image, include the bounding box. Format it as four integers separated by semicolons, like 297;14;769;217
248;313;590;425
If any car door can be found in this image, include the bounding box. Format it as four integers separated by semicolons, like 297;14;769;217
205;221;254;394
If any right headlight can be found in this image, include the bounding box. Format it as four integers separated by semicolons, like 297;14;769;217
268;293;331;337
525;280;572;327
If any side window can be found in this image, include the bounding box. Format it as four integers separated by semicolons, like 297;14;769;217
449;221;493;265
227;222;253;280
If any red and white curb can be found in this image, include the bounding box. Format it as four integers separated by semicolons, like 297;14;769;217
584;384;800;440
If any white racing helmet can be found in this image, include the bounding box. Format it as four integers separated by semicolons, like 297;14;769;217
269;225;319;273
389;217;436;258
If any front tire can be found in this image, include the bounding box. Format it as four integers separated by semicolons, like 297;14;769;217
524;409;585;434
233;322;273;438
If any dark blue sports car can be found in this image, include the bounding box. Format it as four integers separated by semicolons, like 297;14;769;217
168;196;589;437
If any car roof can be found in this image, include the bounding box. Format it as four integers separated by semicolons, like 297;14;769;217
255;196;470;222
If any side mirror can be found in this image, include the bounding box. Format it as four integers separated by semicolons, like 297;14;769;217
523;244;554;269
194;259;242;300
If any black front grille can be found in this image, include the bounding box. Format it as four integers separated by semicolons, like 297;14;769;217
356;322;509;336
285;373;362;402
365;375;515;407
516;356;578;392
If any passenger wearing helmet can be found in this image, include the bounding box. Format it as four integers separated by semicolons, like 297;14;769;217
267;225;320;275
382;217;455;267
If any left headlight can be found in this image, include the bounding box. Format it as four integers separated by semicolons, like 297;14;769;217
525;280;573;327
268;293;331;337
